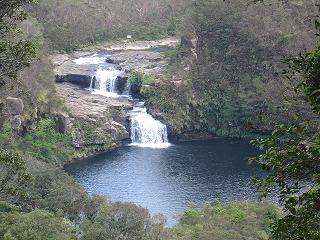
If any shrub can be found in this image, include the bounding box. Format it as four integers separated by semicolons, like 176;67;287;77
17;119;74;165
129;71;143;95
0;121;15;150
0;209;74;240
81;202;168;240
171;202;281;240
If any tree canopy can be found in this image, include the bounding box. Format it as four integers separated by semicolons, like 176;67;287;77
0;0;36;85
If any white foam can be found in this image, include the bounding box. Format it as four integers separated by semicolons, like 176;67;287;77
73;55;107;65
129;142;171;149
91;90;120;98
129;104;170;149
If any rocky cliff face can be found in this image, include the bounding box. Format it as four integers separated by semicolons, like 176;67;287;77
56;83;131;158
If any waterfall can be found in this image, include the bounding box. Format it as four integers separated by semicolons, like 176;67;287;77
73;54;171;148
129;102;170;148
91;67;121;98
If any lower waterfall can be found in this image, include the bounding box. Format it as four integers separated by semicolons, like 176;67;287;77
129;102;170;148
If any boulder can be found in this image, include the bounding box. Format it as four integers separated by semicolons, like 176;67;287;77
106;57;127;65
149;57;162;62
91;76;97;89
6;97;24;116
56;113;72;133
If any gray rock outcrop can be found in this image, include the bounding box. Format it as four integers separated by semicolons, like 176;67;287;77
6;97;24;116
6;97;24;129
56;83;131;154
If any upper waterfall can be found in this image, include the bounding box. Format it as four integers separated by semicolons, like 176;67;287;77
73;54;123;98
90;67;121;98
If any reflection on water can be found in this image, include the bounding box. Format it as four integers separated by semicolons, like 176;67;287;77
65;139;262;224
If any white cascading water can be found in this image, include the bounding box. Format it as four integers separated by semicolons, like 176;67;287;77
73;54;106;65
129;102;170;148
91;67;121;98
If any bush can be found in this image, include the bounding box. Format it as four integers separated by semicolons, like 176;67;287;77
142;73;157;86
17;119;74;165
0;121;15;150
171;202;281;240
129;72;158;96
81;202;168;240
28;168;88;220
129;71;143;95
0;209;75;240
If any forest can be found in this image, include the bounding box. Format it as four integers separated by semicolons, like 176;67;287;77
0;0;319;239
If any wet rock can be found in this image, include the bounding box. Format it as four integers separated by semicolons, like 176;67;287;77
115;65;122;71
55;74;92;88
105;57;114;64
6;97;24;116
116;74;128;94
106;57;126;65
91;76;97;89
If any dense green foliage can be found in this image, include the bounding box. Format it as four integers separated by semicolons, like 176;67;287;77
171;202;281;240
128;71;144;95
0;0;62;132
145;0;317;137
129;71;157;95
194;0;316;136
0;0;36;83
0;0;35;124
17;119;74;165
0;119;74;165
0;209;74;240
252;48;320;239
81;201;168;240
0;150;31;201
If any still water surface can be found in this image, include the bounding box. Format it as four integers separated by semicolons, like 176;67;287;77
65;139;262;224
